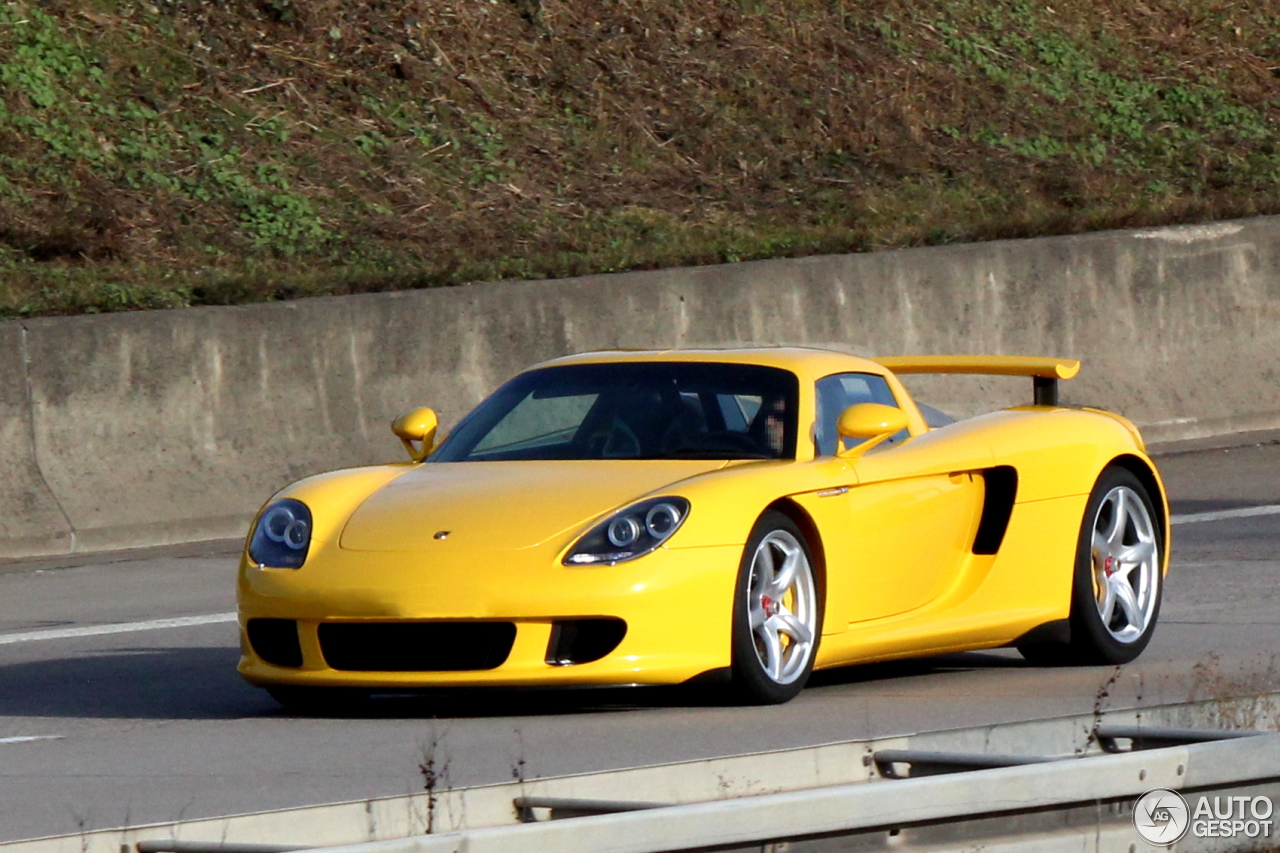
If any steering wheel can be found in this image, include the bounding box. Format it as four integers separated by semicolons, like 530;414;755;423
601;419;642;458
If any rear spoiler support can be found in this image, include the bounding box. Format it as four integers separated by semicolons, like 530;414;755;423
1033;376;1058;406
872;356;1081;407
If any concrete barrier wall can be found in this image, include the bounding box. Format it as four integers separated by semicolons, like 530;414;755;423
0;326;74;555
3;216;1279;559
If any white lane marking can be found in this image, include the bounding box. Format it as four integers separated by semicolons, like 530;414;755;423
1171;504;1280;525
0;612;237;646
0;735;63;744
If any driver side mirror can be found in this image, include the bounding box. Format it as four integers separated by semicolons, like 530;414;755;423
836;403;908;459
392;407;439;462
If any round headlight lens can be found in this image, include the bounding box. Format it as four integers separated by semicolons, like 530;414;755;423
645;503;682;538
607;516;641;547
564;496;690;566
283;518;310;550
263;505;295;543
249;499;312;569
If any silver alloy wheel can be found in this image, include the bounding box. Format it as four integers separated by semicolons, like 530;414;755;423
1090;485;1160;644
747;530;818;685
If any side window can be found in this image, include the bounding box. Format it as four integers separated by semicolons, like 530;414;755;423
814;373;901;457
717;393;761;433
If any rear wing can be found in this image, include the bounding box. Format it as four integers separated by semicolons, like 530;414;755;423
872;356;1080;406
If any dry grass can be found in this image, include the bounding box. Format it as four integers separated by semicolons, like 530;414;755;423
3;0;1280;316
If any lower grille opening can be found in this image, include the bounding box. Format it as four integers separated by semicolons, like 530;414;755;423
247;618;303;668
546;618;627;666
318;622;517;671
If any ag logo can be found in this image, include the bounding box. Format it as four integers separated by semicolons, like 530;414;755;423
1135;788;1190;845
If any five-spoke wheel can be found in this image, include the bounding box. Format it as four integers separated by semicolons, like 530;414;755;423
731;511;821;703
1020;466;1164;665
1089;482;1161;645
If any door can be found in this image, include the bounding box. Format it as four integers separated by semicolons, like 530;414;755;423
812;373;992;624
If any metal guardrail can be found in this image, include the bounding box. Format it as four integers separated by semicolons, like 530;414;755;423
869;726;1270;777
13;706;1280;853
513;797;670;822
1095;723;1264;751
870;748;1055;778
136;840;309;845
256;728;1280;853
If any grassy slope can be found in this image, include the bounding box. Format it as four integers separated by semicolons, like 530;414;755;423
1;0;1279;316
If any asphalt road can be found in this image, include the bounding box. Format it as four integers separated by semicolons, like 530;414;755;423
1;433;1278;842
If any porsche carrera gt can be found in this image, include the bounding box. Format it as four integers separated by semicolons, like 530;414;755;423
237;348;1168;707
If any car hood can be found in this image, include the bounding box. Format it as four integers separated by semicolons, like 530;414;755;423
338;459;727;552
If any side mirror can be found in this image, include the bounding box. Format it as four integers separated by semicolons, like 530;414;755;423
836;403;908;459
392;407;439;462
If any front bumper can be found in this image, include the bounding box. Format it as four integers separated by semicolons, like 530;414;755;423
237;541;741;688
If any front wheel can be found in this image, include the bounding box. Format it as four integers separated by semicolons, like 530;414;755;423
730;511;822;704
1020;466;1164;665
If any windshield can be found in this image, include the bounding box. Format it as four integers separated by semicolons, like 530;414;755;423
430;362;800;462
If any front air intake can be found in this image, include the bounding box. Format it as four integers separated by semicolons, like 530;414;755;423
247;618;304;668
318;622;517;671
546;619;627;666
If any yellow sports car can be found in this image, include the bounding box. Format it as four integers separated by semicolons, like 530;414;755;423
237;348;1169;707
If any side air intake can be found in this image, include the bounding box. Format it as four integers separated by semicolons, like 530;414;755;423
973;466;1018;555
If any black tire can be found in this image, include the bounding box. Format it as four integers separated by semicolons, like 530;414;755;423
266;686;371;715
1019;466;1164;666
730;511;823;704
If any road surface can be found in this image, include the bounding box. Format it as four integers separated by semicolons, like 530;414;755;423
0;431;1277;841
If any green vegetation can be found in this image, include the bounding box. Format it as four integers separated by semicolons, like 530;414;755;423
2;0;1279;316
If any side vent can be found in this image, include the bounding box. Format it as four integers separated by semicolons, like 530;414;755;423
973;466;1018;555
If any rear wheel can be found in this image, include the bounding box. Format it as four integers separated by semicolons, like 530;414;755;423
730;512;822;704
1019;466;1163;665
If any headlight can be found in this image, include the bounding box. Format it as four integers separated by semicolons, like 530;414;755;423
249;499;312;569
565;497;690;566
